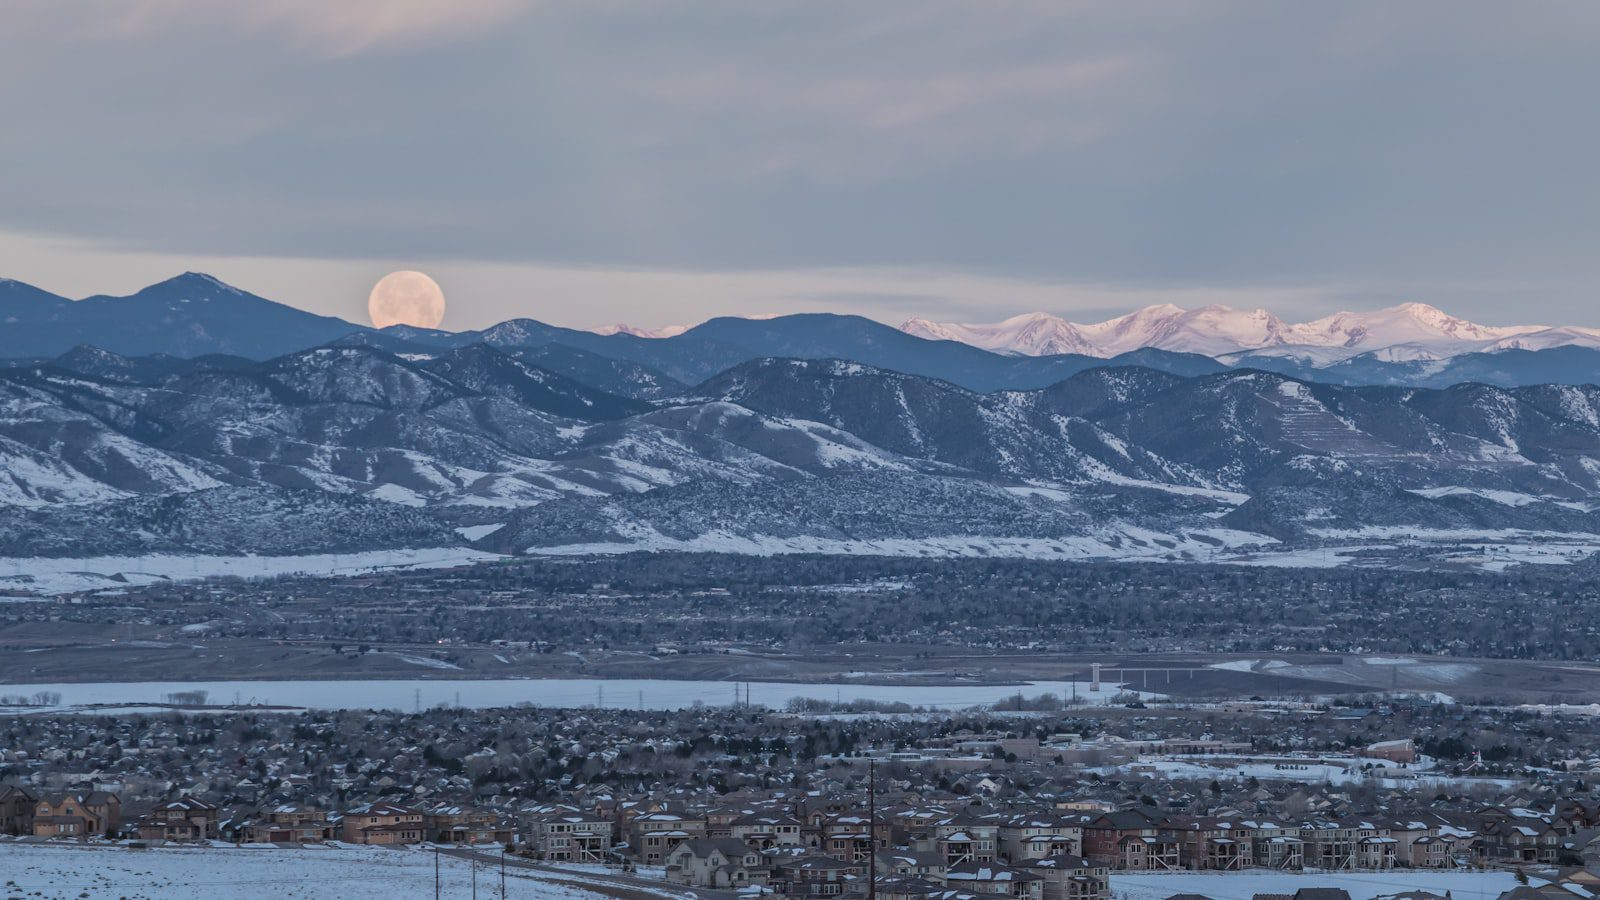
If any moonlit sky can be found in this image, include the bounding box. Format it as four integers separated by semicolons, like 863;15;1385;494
1;2;1597;331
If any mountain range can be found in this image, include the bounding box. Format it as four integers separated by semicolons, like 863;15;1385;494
7;272;1600;572
7;274;1600;393
901;303;1600;360
6;337;1600;567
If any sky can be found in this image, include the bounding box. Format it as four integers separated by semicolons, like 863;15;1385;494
0;1;1596;331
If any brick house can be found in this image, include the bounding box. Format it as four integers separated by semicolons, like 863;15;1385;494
1081;809;1165;864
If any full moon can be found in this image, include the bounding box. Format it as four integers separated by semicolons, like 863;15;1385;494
367;270;446;329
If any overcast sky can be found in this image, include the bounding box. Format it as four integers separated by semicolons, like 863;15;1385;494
1;1;1597;330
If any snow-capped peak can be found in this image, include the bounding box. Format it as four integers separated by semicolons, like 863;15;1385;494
900;302;1577;361
902;312;1097;356
590;323;688;339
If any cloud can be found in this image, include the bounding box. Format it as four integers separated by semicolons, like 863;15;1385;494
1;0;531;56
0;2;1598;325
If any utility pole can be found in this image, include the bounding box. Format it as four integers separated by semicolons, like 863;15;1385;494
501;849;507;899
434;848;440;899
868;760;877;900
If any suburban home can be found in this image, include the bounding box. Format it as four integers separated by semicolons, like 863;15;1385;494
730;813;805;849
997;813;1083;862
0;784;37;836
1081;809;1166;863
665;837;771;888
768;855;865;896
942;860;1046;900
1481;818;1563;864
1023;854;1110;900
137;797;220;842
341;802;425;845
626;811;706;865
820;813;892;862
245;805;336;843
529;809;615;861
1118;833;1182;871
1169;817;1249;871
32;791;121;839
425;804;515;846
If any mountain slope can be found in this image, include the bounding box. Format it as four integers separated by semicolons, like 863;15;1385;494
8;338;1600;562
0;273;366;359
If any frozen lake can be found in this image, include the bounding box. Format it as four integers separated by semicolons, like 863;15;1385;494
0;677;1147;713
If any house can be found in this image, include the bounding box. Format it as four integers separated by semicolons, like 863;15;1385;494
341;802;424;845
1024;854;1110;900
768;855;864;896
1081;809;1165;864
730;813;805;849
0;784;37;836
997;814;1083;862
665;837;771;889
1407;834;1457;869
425;804;514;846
942;861;1044;900
626;811;706;865
137;797;220;842
530;809;615;861
878;848;948;879
1481;818;1563;864
32;791;121;839
1169;817;1249;871
244;805;336;843
913;815;998;867
820;814;893;862
1118;833;1182;871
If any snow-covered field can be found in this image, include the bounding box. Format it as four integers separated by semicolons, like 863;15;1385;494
1098;754;1521;790
1111;869;1532;900
0;678;1158;714
0;548;506;594
528;526;1275;563
0;842;586;899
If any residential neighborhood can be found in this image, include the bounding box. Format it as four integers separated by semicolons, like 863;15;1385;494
6;698;1600;899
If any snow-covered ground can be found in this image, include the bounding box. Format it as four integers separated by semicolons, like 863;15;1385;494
0;548;506;594
0;842;587;899
0;678;1158;715
528;527;1274;563
1096;754;1521;790
1111;869;1532;900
